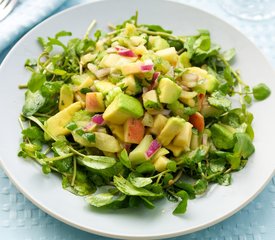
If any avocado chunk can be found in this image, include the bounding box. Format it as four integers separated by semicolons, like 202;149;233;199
59;84;74;111
72;131;121;152
45;102;82;139
71;72;95;89
103;93;144;124
185;67;218;93
117;75;142;96
148;36;170;51
210;123;235;150
129;135;153;166
142;90;162;110
158;78;182;104
157;117;185;146
94;80;116;95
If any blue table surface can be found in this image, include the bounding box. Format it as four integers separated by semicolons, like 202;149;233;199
0;0;275;239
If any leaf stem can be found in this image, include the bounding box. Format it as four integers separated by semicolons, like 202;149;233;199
84;20;96;39
71;157;77;186
43;153;74;162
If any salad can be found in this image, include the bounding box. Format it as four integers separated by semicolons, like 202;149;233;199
18;13;271;214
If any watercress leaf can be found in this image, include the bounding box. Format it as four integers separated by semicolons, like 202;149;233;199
244;95;252;104
78;156;116;170
94;29;102;41
222;48;236;62
113;176;162;197
22;126;44;141
52;139;71;156
217;173;231;186
22;90;45;117
167;39;183;51
208;91;231;111
62;175;95;196
233;133;255;158
119;149;132;169
193;35;211;51
167;161;177;172
173;190;188;214
86;191;126;207
135;162;155;174
53;157;73;173
143;24;172;33
55;31;72;39
194;179;208;195
128;172;152;188
209;158;226;173
174;180;196;199
252;83;271;100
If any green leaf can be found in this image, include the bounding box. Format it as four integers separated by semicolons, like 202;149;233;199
143;24;172;33
135;162;155;174
78;156;116;170
52;139;71;156
217;173;231;186
194;179;208;195
94;30;102;41
119;149;132;169
22;90;45;117
233;133;255;158
55;31;72;39
22;126;44;141
252;83;271;100
208;91;231;111
173;190;188;214
62;175;95;196
128;173;152;188
86;191;126;207
193;35;211;51
222;48;236;62
209;158;226;173
113;176;162;197
174;181;196;199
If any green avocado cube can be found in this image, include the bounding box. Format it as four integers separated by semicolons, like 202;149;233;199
157;78;182;104
142;90;162;110
103;93;144;124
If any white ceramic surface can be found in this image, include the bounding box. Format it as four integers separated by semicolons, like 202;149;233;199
0;0;274;239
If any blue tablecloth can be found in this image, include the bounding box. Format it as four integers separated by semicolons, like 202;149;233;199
1;0;275;239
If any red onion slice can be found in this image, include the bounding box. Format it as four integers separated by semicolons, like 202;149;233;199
145;139;161;159
116;47;136;57
140;59;154;72
92;114;105;125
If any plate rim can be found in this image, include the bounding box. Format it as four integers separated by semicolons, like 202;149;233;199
0;0;274;239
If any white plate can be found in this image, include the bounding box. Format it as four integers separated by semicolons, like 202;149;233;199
0;0;275;239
